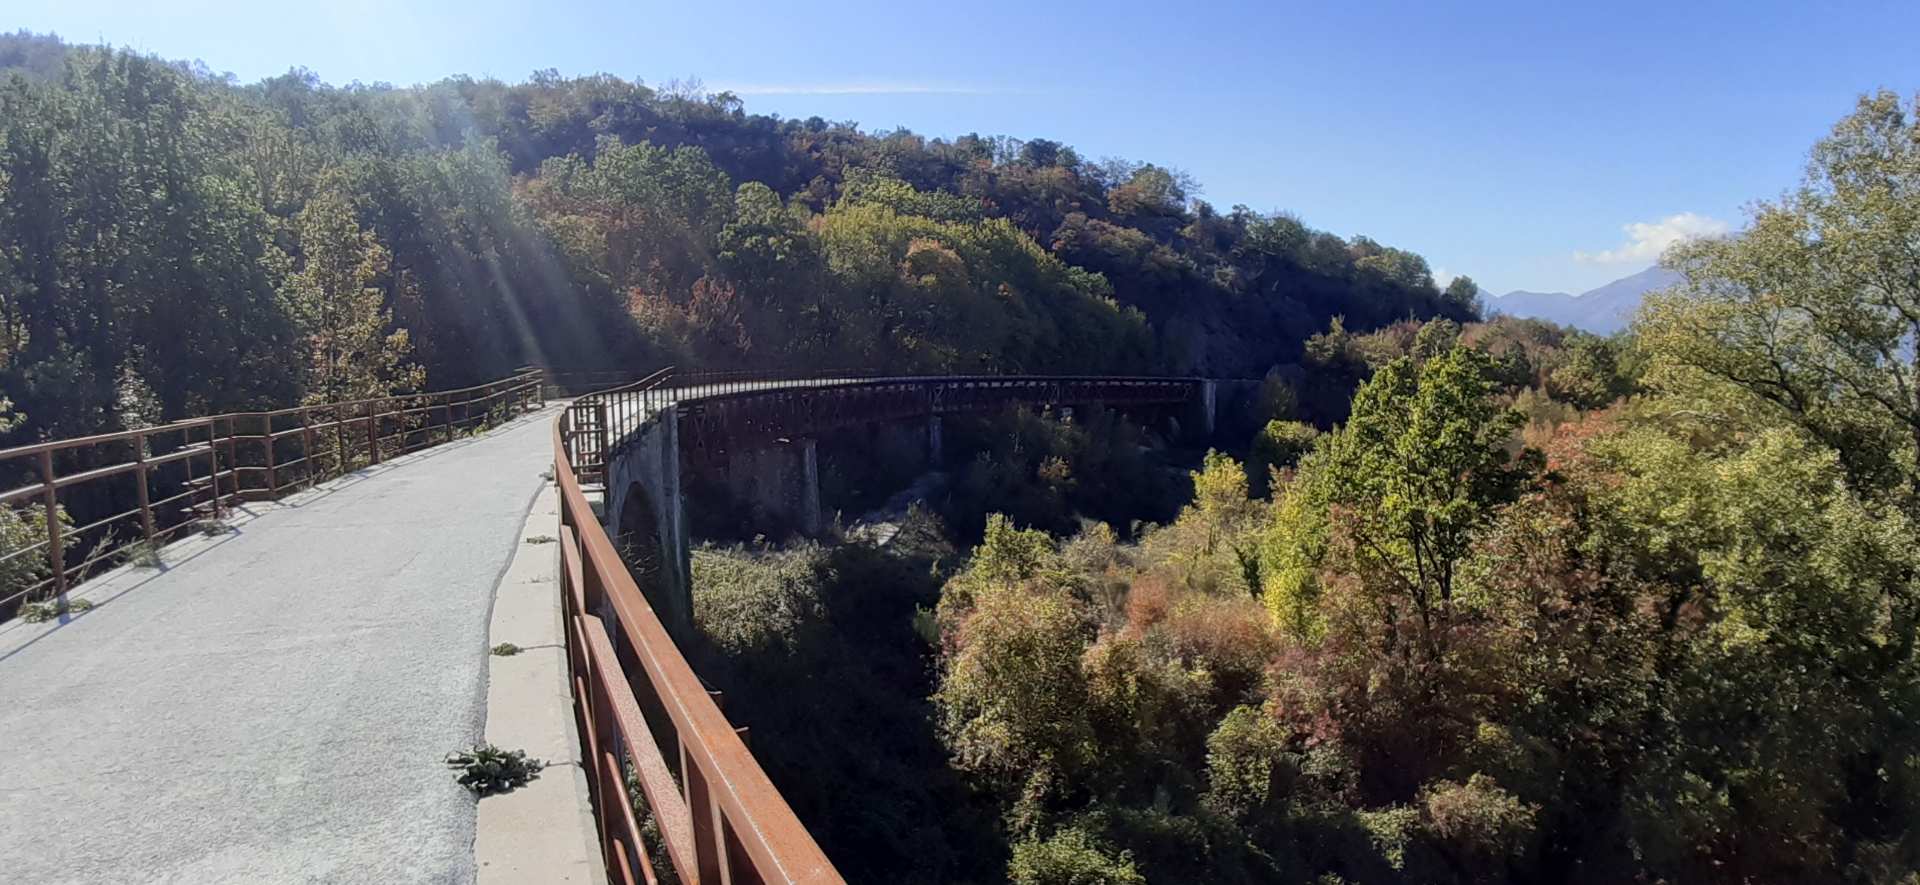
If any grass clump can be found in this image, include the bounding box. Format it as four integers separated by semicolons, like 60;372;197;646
525;534;557;545
490;642;522;656
19;597;94;623
120;540;162;568
187;518;231;537
445;744;544;795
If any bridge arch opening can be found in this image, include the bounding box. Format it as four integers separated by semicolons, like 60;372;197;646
615;481;670;618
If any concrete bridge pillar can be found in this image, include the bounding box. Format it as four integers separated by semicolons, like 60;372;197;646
799;438;821;536
725;438;821;537
927;416;943;465
1190;379;1217;441
603;414;693;640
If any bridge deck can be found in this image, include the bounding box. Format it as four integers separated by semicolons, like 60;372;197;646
0;407;560;884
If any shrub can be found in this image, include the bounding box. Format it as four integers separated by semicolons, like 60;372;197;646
1249;420;1320;497
1008;826;1145;885
0;504;64;603
691;543;832;658
1204;704;1293;820
1123;576;1172;629
936;580;1094;787
1420;774;1537;868
1157;590;1275;704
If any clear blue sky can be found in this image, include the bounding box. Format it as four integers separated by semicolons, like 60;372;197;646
14;0;1920;294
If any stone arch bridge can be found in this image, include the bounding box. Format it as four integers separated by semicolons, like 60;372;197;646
576;373;1219;638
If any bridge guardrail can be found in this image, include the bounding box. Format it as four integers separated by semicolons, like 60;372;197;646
553;371;843;885
557;367;1207;483
559;369;893;486
0;369;543;616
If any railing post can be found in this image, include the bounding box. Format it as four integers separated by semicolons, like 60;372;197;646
227;416;240;497
591;686;617;877
184;426;199;515
208;420;222;519
595;401;610;479
263;414;277;495
134;432;154;545
681;747;725;885
334;406;349;476
40;450;63;595
302;409;317;489
366;400;381;466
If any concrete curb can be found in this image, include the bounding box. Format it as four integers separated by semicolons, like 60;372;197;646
475;481;605;884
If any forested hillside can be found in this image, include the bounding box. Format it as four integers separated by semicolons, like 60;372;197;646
0;31;1469;446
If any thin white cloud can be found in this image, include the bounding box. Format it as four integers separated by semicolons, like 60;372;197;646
711;82;1010;97
1575;212;1729;264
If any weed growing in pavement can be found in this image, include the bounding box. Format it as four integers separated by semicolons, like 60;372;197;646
445;744;544;795
187;518;231;537
120;540;162;568
19;597;94;623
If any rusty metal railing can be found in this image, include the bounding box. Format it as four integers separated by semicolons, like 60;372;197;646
675;374;1201;457
558;367;1197;480
561;367;678;487
553;371;843;885
0;368;544;615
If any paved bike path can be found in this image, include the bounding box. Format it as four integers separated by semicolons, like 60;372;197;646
0;408;559;884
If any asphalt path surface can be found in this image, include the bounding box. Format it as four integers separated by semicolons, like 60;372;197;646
0;407;559;884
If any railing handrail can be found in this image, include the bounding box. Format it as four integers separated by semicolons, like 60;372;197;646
553;370;844;885
586;366;678;399
0;369;544;462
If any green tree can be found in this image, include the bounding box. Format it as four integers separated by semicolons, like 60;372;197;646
1642;89;1920;503
1544;335;1630;409
1442;275;1481;314
287;174;423;401
1264;346;1537;657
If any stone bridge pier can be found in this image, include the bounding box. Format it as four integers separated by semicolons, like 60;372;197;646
602;416;693;638
719;411;946;538
725;438;822;537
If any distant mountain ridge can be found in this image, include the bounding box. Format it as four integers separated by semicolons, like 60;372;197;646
1488;266;1683;334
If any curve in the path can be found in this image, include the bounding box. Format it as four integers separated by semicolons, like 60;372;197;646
0;406;560;884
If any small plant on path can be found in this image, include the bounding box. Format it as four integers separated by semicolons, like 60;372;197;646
445;744;544;795
19;597;94;623
490;642;522;656
120;540;162;568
